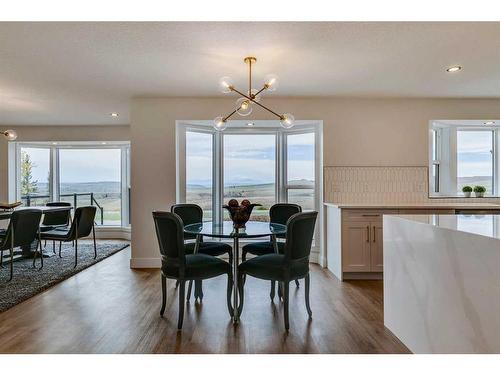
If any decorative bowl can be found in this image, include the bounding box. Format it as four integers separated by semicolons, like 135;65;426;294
223;199;261;229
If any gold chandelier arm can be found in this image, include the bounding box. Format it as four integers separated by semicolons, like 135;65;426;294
231;87;284;120
222;108;239;122
253;85;267;97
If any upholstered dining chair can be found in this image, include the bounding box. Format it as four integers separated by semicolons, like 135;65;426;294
0;209;43;281
241;203;302;297
40;201;72;253
40;206;97;268
171;204;233;301
153;211;233;329
237;211;318;330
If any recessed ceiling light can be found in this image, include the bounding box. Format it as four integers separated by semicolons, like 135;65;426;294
247;122;254;126
446;65;462;73
484;121;495;125
110;113;119;117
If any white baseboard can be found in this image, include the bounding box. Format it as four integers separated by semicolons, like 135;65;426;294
130;257;161;268
95;227;131;240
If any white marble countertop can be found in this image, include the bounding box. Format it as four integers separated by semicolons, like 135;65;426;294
324;202;500;210
387;214;500;240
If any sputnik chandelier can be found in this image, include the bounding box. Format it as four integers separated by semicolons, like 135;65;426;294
214;56;295;131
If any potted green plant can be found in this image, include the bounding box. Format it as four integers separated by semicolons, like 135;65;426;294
473;185;486;198
462;185;473;198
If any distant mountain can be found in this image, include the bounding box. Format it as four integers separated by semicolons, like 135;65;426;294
35;181;121;194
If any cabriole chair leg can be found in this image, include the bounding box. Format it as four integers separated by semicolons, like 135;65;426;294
283;281;290;330
74;239;78;268
270;281;276;300
178;281;186;329
305;273;312;318
237;272;245;316
59;241;62;257
160;274;167;316
295;279;300;288
92;224;97;259
186;280;193;302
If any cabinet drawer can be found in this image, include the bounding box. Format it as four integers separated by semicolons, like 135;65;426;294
343;209;397;222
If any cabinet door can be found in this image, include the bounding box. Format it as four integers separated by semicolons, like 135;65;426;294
370;222;384;272
342;221;371;272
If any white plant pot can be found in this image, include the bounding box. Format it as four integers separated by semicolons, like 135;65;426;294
463;192;471;198
474;192;485;198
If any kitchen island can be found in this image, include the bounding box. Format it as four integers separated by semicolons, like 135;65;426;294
384;214;500;353
324;202;500;280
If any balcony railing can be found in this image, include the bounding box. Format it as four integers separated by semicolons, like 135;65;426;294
21;192;105;225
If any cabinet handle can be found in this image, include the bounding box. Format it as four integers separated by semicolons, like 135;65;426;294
366;225;370;242
372;226;376;243
361;214;380;217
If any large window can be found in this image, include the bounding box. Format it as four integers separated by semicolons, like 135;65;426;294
429;121;499;197
224;134;276;222
16;142;130;227
177;121;322;229
456;131;494;194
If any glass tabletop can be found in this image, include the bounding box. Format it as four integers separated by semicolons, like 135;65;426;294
184;221;287;238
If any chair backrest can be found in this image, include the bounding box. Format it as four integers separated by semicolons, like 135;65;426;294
0;209;42;250
171;204;203;240
152;211;186;269
270;203;302;238
42;201;71;226
68;206;96;239
283;211;318;262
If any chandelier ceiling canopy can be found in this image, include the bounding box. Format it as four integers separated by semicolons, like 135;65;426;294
214;57;295;131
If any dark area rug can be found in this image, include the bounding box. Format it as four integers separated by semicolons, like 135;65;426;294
0;240;129;313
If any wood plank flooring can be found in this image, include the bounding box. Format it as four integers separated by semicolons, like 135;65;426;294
0;247;409;353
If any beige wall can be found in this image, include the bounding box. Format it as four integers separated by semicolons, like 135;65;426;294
0;125;130;202
130;97;500;267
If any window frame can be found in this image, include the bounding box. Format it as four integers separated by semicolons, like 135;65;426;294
176;120;323;244
14;141;131;228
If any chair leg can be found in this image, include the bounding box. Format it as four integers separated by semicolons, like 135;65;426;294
283;282;290;330
92;224;97;259
52;240;55;254
0;249;3;268
186;280;193;302
160;274;167;316
44;240;47;247
226;272;234;317
39;238;44;269
295;279;300;288
8;246;13;282
52;241;56;254
59;241;62;257
178;281;186;330
175;280;179;288
74;238;78;268
278;282;283;299
228;249;233;266
241;250;246;262
270;281;276;300
32;243;38;268
237;271;245;316
305;273;312;318
195;280;203;302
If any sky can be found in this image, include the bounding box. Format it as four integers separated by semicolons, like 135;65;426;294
22;148;121;183
186;132;315;186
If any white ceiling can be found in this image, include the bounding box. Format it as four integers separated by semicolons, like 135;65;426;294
1;22;500;126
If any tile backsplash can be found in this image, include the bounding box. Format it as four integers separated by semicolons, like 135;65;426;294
324;166;500;204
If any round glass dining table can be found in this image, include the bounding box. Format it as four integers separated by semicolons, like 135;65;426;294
184;221;287;322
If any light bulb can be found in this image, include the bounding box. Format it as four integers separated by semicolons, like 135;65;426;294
264;74;279;91
248;88;261;103
218;76;234;93
2;129;17;141
213;116;227;131
236;98;253;116
280;113;295;129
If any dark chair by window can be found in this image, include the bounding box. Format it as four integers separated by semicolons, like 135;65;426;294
171;204;233;301
40;202;72;253
0;209;44;281
242;203;302;296
153;211;233;329
237;211;318;330
40;206;97;268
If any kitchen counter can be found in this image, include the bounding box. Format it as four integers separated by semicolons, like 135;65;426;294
384;214;500;353
324;202;500;210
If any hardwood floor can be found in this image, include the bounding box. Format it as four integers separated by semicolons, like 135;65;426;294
0;247;409;354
